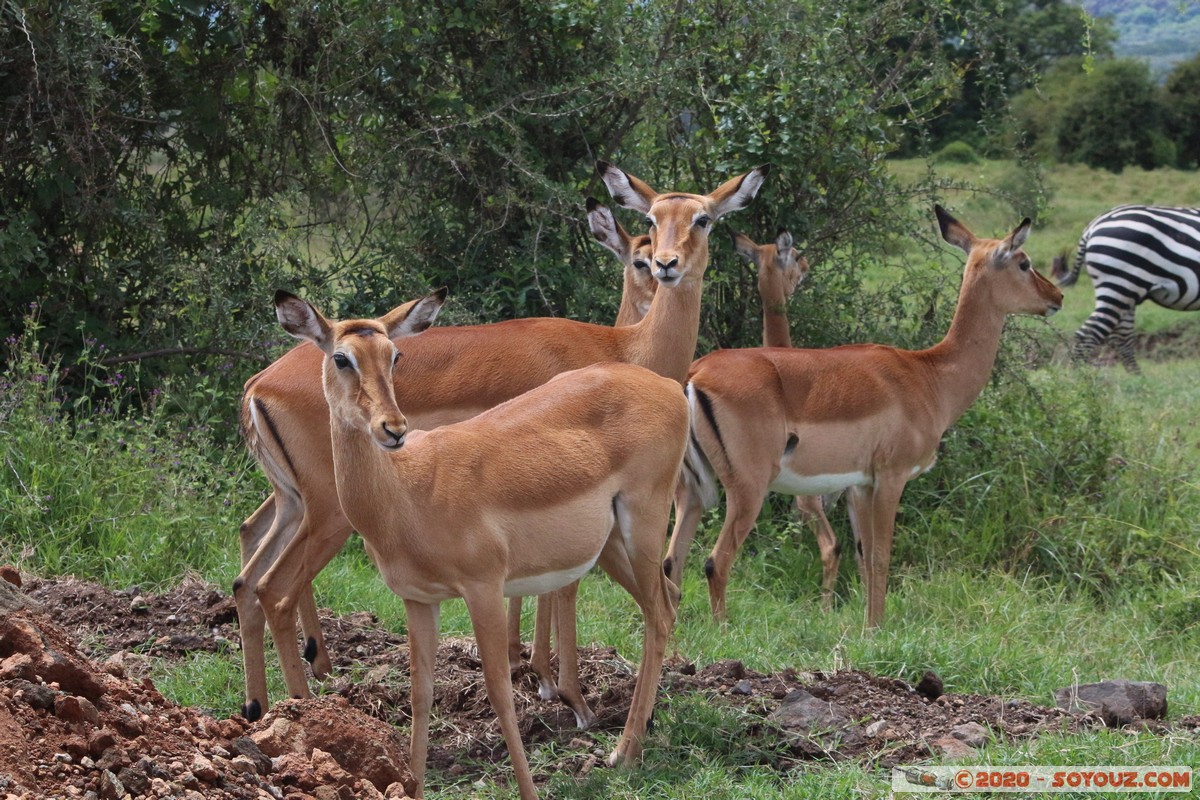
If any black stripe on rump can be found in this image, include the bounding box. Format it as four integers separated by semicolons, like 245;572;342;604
253;398;299;482
693;386;731;469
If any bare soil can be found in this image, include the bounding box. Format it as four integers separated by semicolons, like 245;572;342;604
3;572;1198;799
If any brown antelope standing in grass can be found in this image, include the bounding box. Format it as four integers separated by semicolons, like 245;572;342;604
235;163;769;725
274;290;687;800
663;206;1063;626
731;229;842;608
503;198;655;696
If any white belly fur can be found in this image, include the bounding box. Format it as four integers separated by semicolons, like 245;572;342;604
769;466;872;496
504;555;601;598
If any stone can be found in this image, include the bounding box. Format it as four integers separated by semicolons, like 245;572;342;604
865;719;888;738
931;735;978;759
950;721;989;748
54;695;100;725
1054;680;1168;726
770;688;863;749
250;716;307;758
0;565;22;588
233;736;273;775
0;653;35;681
97;769;124;800
190;753;219;782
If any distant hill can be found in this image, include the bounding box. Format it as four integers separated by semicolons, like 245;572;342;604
1081;0;1200;79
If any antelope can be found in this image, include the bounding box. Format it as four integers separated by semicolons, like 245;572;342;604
234;163;769;724
731;229;842;608
273;290;687;799
663;206;1063;626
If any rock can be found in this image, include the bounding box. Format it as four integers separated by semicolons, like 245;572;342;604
87;729;119;758
98;769;124;800
233;735;273;775
251;716;307;757
915;670;944;700
731;679;753;696
865;719;888;738
190;753;219;783
54;695;100;725
0;565;22;588
931;735;978;759
0;653;34;681
384;782;410;798
950;721;989;748
311;748;353;786
770;689;863;749
1054;680;1168;726
116;763;151;796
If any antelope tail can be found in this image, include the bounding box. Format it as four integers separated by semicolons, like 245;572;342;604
680;382;719;510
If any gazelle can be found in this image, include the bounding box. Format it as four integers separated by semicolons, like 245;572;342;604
274;290;687;800
664;206;1063;626
732;229;842;608
235;163;769;723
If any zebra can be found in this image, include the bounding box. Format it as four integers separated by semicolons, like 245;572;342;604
1053;204;1200;374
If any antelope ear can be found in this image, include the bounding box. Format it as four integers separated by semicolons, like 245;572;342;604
276;291;333;348
381;288;447;340
774;230;794;255
989;218;1032;267
596;162;658;213
586;198;630;261
730;230;757;263
935;205;977;254
708;164;771;220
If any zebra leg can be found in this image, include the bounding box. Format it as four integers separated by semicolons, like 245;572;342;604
1114;309;1141;375
1072;284;1130;367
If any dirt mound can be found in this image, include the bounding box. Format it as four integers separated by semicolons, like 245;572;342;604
5;572;1199;798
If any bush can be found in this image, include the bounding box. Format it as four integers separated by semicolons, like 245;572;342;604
0;310;257;587
894;367;1159;594
933;140;982;165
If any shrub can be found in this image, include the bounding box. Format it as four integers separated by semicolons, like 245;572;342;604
0;310;257;587
933;140;982;165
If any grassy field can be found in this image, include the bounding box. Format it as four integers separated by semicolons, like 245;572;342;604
4;158;1200;799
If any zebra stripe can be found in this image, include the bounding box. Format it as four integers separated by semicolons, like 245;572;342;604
1066;205;1200;373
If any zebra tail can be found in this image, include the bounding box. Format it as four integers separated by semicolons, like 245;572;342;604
1057;242;1086;288
681;383;720;510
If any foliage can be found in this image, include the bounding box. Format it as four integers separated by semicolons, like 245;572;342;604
1009;56;1188;172
915;0;1115;154
1163;52;1200;168
0;309;251;587
933;140;982;165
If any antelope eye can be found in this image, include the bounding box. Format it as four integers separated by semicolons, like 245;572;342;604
392;350;401;366
1019;258;1031;272
694;215;711;228
332;353;351;370
633;259;650;271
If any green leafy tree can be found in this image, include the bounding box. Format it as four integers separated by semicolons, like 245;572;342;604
1163;53;1200;168
1052;58;1171;171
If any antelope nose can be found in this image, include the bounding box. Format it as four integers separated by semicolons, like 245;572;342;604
381;420;407;448
655;256;678;271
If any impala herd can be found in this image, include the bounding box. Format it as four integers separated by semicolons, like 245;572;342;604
234;163;1062;798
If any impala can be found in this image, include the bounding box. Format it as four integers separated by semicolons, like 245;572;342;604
732;229;842;608
664;206;1063;626
274;290;687;800
235;163;769;723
